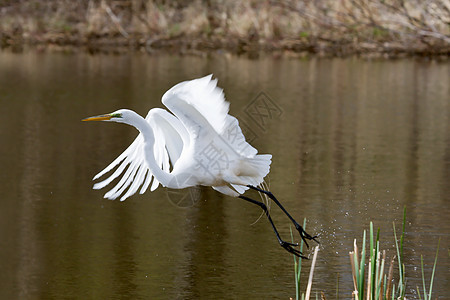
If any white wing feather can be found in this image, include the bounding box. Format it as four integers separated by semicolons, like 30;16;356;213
221;115;257;158
93;137;142;190
93;109;186;201
162;74;229;134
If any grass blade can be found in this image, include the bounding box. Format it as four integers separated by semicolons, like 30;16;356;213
290;226;300;300
428;238;440;299
420;255;427;300
369;222;374;300
359;230;366;300
291;218;308;300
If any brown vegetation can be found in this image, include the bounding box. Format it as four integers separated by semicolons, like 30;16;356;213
1;0;449;56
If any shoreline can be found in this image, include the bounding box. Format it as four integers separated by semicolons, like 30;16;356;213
1;0;449;59
3;33;449;59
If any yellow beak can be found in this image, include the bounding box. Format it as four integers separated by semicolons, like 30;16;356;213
82;114;112;122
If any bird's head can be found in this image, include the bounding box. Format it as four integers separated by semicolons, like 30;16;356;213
82;109;133;124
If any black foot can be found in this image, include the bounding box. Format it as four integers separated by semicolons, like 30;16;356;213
280;240;308;259
295;223;320;248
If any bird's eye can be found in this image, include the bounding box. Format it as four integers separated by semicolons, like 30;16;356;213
111;113;122;118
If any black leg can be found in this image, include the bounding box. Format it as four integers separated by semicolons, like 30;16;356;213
238;195;308;258
247;185;319;248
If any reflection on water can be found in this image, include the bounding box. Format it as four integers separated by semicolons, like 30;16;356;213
0;52;448;298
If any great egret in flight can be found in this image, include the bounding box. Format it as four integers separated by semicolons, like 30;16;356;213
83;75;317;257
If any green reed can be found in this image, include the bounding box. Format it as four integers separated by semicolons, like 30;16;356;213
292;207;440;299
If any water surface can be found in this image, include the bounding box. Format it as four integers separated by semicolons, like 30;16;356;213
0;52;448;299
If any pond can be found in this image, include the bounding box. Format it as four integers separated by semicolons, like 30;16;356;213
0;51;448;299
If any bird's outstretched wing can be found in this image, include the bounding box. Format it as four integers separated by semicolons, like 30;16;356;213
162;75;270;196
92;109;186;201
162;74;230;135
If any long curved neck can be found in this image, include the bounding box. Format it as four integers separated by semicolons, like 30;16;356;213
128;112;175;187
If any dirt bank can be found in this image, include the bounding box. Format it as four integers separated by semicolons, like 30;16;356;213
1;1;449;57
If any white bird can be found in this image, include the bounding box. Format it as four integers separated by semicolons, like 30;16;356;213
83;75;317;257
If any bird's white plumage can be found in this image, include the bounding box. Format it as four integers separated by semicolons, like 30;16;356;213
221;115;257;158
162;74;229;134
93;109;186;200
89;75;271;200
